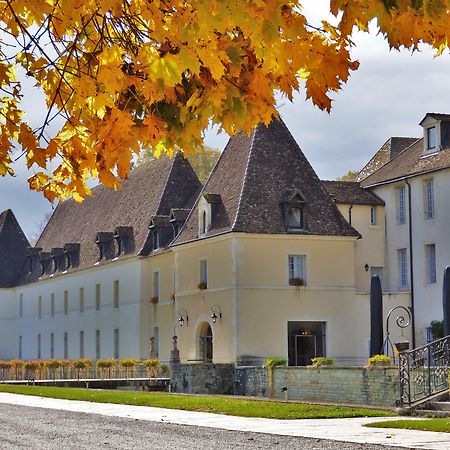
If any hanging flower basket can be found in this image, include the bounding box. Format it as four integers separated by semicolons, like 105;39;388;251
150;296;159;304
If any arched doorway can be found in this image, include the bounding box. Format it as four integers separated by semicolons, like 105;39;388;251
198;322;213;363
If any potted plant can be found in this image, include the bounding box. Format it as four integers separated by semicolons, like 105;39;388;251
96;359;115;379
289;277;304;287
119;358;139;378
367;354;392;368
150;296;159;304
143;358;161;379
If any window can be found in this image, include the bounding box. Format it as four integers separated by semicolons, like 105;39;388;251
19;336;22;359
427;126;437;149
114;280;119;309
424;180;435;219
38;296;42;319
370;206;377;225
201;210;207;235
287;206;304;230
51;293;55;317
114;328;119;360
288;255;306;285
63;332;68;359
50;333;54;359
95;284;101;311
95;330;101;359
152;271;159;299
398;249;408;288
37;334;41;359
426;244;437;284
19;294;23;317
79;331;84;358
64;290;68;315
79;287;84;313
396;187;406;225
200;259;208;288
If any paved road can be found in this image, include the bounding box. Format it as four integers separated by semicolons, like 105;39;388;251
0;403;398;450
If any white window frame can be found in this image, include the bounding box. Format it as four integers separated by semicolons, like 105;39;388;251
427;126;437;150
424;179;435;219
426;244;437;284
370;206;377;225
288;255;307;285
397;187;406;225
398;248;408;289
152;271;160;299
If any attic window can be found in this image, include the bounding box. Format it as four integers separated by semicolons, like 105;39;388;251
283;192;306;232
427;127;437;149
114;226;134;257
201;210;207;235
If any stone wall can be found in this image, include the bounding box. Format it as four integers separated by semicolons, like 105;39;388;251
170;363;234;395
172;364;399;406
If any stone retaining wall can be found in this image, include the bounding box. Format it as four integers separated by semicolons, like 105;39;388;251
171;364;399;406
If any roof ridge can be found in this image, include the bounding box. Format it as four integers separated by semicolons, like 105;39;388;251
362;137;422;184
231;127;257;231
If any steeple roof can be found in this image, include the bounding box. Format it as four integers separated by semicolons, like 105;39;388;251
173;119;358;245
0;209;29;287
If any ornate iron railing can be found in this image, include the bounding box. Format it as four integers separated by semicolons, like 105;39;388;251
399;335;450;407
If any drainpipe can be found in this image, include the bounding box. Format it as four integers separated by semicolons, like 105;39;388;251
405;179;416;348
348;205;353;226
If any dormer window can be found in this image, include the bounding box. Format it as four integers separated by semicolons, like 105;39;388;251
201;210;207;235
427;126;437;150
114;226;134;257
283;192;306;232
287;206;303;229
96;232;115;261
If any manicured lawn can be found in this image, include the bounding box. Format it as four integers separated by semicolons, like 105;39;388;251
366;418;450;433
0;385;393;420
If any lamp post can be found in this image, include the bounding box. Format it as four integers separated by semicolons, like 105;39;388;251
210;305;222;324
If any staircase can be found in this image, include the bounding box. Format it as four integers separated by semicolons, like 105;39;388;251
399;335;450;409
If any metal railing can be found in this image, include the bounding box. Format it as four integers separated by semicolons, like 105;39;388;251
399;335;450;407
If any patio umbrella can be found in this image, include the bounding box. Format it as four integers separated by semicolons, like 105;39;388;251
443;266;450;337
370;275;383;356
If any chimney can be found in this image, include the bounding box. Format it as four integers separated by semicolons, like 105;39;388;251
64;243;80;269
96;232;115;261
114;226;135;256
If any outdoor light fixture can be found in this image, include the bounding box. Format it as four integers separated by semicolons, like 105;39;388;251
364;263;369;272
211;305;222;324
178;309;188;327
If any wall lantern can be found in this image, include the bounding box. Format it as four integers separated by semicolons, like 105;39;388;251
211;305;222;324
364;263;369;272
178;309;188;327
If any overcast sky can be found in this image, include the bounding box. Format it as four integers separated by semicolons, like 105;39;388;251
2;2;450;239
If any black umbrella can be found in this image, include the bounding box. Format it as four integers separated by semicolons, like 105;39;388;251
370;275;383;356
443;266;450;337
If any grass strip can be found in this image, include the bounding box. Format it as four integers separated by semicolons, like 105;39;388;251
0;384;392;420
366;418;450;433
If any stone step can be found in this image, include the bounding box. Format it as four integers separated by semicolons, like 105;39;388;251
413;409;450;418
427;401;450;411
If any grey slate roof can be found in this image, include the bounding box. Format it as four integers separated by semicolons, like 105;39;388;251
173;119;359;245
419;113;450;125
356;137;419;182
361;138;450;187
322;181;385;206
19;153;200;283
0;209;30;287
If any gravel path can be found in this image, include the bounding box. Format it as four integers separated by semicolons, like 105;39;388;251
0;403;401;450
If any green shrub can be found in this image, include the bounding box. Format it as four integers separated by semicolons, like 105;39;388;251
310;357;334;368
143;359;161;378
160;364;170;377
430;320;444;340
368;354;392;368
263;357;288;368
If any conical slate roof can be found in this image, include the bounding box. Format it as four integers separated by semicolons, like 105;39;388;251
174;119;358;244
0;209;30;287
